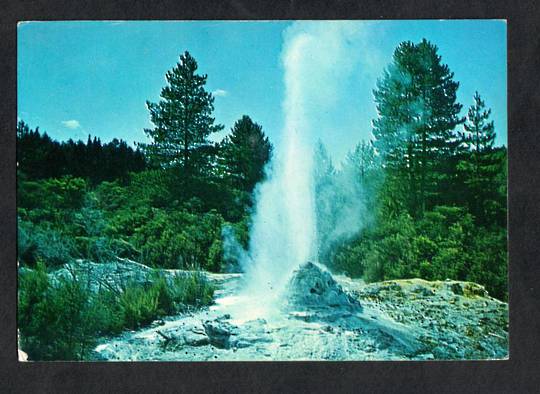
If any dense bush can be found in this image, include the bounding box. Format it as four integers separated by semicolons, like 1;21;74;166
18;219;77;267
467;227;508;301
119;271;215;330
327;231;371;278
328;205;508;300
133;209;225;270
18;262;215;360
169;271;215;306
18;262;102;360
118;283;160;329
16;174;235;271
18;176;88;212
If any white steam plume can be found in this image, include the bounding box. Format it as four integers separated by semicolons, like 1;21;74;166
230;21;373;322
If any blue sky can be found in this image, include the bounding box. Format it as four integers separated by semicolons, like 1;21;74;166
18;20;506;163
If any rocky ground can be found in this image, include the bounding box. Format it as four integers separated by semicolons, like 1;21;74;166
344;277;508;360
83;261;508;361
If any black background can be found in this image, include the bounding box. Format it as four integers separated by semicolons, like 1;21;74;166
1;1;539;392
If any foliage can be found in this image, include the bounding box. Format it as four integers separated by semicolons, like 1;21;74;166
18;176;88;214
17;120;146;184
141;51;223;189
219;115;273;192
168;271;215;308
18;262;215;360
18;262;102;360
115;271;215;331
329;205;507;300
372;39;464;216
133;209;224;270
118;282;160;329
18;219;77;267
127;169;177;208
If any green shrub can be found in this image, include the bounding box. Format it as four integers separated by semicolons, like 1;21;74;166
327;231;371;278
134;209;224;270
90;289;124;335
363;250;385;283
18;219;76;267
18;262;100;360
105;206;153;238
18;176;87;212
18;262;49;331
115;270;215;330
118;283;160;329
362;213;418;281
128;169;175;208
332;205;507;300
95;181;130;211
168;271;215;308
467;227;508;300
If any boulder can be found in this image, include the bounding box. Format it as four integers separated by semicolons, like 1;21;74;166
156;321;211;348
203;320;237;349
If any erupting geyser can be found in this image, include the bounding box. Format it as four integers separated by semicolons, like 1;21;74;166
233;22;367;321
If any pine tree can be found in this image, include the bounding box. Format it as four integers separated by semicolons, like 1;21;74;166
372;39;464;216
141;51;223;193
458;92;504;225
220;115;272;192
343;140;377;186
460;91;496;155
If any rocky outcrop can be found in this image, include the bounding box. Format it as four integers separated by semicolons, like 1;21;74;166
348;278;508;360
45;258;241;293
286;262;361;312
152;314;273;353
48;258;158;293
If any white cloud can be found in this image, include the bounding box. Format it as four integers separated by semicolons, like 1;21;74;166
212;89;228;97
61;119;81;129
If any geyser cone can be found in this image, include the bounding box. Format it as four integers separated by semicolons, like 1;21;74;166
285;262;362;312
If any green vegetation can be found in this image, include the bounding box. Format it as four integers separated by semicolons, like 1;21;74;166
117;271;214;330
17;122;146;184
319;40;507;300
18;261;214;360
